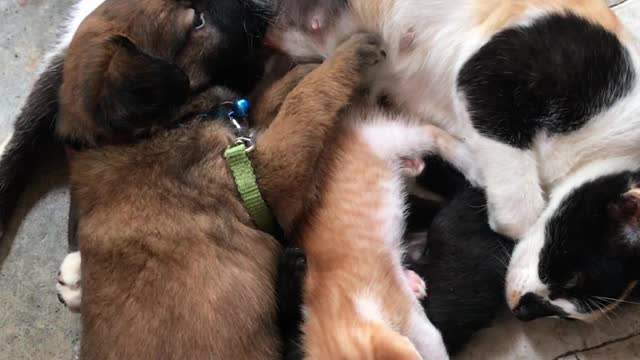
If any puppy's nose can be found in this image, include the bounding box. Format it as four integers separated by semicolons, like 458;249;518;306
512;293;561;321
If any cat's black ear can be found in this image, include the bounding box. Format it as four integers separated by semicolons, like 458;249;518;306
608;189;640;225
96;35;190;134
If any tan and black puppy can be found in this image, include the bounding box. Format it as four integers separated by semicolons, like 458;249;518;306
58;0;386;358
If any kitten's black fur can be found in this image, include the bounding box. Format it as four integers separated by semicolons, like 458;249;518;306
410;188;513;355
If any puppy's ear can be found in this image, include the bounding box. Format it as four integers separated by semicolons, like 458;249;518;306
96;35;190;134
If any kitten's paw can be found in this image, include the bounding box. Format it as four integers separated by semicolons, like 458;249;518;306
400;157;426;178
56;251;82;313
404;270;427;300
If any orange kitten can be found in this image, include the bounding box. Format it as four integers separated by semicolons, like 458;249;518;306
299;111;479;360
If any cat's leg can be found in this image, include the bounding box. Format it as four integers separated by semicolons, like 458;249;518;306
253;32;386;232
473;137;545;241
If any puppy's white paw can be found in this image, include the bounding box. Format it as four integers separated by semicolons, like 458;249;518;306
56;251;82;313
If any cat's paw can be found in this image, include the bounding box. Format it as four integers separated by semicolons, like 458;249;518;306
404;270;427;300
56;251;82;313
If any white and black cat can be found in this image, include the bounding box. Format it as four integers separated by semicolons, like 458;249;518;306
267;0;640;322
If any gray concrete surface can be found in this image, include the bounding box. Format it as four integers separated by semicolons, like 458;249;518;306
0;0;638;359
0;1;78;359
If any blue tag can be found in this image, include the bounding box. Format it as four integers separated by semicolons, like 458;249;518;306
232;99;250;119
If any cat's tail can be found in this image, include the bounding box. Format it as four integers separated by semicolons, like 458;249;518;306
0;54;64;241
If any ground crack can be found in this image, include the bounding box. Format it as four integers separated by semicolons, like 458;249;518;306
551;330;640;360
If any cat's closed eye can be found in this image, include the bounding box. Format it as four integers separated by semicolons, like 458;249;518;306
564;273;583;289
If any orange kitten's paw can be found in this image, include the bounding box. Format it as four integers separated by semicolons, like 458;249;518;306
400;157;425;178
404;270;427;300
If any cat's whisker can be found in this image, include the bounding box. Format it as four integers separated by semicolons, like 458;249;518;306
593;296;640;306
586;298;614;326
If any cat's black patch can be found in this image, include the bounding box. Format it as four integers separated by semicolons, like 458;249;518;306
0;54;63;240
538;171;640;314
411;188;513;355
458;13;635;148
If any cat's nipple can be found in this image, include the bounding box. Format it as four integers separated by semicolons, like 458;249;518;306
400;28;416;53
310;17;321;33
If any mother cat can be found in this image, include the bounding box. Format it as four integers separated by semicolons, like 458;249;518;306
268;0;640;321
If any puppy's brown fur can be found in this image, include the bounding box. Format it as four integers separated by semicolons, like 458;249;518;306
59;0;384;357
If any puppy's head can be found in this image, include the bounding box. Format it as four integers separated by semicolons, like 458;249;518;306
506;169;640;322
59;0;271;146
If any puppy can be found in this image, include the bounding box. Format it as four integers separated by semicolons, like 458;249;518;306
58;0;383;358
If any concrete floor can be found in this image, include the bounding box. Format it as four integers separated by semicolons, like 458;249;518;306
0;0;639;359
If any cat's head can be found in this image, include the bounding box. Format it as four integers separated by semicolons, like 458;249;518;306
506;165;640;322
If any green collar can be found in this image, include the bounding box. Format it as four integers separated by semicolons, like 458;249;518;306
224;143;276;234
218;99;276;235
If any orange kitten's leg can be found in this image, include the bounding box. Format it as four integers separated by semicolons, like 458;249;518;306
359;117;483;186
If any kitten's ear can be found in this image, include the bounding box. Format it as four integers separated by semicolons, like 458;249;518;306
608;189;640;225
96;35;190;134
371;328;422;360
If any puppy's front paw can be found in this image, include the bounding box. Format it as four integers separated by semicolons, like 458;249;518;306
56;251;82;313
333;32;386;74
352;32;386;68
